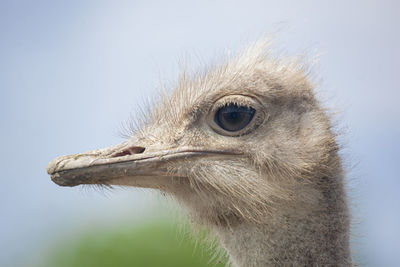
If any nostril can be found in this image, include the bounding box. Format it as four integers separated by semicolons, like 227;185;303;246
129;146;146;154
112;146;145;157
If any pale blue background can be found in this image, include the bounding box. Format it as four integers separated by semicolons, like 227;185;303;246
1;0;399;266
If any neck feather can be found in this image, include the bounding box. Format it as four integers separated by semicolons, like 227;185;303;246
213;175;352;267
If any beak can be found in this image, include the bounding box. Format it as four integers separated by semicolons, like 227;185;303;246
46;140;240;188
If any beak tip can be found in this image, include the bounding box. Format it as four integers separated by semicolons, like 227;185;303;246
47;157;75;186
46;157;59;175
50;172;78;187
50;172;61;184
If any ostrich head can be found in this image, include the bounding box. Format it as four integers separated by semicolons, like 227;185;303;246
47;41;350;266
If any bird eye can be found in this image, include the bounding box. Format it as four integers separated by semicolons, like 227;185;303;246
214;103;256;132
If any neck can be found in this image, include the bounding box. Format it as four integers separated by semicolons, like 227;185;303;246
213;177;352;267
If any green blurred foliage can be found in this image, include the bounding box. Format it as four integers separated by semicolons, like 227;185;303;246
42;220;228;267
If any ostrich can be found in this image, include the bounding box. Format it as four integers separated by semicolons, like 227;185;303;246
47;40;352;266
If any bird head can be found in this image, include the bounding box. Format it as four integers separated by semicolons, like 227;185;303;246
47;41;339;225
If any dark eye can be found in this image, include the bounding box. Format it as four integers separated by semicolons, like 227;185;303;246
214;103;256;132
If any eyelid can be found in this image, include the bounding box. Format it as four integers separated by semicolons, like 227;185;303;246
214;96;254;108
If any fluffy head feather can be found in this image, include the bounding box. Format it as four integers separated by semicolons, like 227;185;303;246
48;39;351;266
130;40;343;227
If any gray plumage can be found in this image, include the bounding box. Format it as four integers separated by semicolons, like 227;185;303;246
47;40;352;266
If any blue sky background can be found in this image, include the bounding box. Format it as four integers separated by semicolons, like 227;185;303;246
1;0;399;266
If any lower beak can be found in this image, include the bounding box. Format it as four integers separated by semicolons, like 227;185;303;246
46;141;239;188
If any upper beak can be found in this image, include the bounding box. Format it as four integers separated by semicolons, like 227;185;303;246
46;140;240;188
